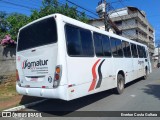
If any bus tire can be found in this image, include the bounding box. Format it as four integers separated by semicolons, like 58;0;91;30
143;68;148;80
116;74;125;94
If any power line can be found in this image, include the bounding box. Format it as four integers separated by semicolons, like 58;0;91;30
0;5;33;12
16;0;41;8
66;0;98;17
109;0;129;4
65;0;137;38
57;1;97;19
0;0;37;10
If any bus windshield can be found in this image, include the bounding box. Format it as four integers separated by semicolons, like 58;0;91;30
17;17;57;51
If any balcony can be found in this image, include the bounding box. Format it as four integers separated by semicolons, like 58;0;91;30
117;22;148;34
117;24;136;30
148;31;154;37
137;22;148;34
111;12;148;26
122;33;147;43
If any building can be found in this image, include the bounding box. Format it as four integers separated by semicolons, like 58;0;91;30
89;7;155;56
152;47;160;67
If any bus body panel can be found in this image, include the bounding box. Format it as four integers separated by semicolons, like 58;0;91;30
16;14;152;100
16;83;68;100
66;57;116;100
112;58;129;83
137;58;145;78
16;14;68;100
17;44;58;88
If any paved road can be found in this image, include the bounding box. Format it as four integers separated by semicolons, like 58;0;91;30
3;68;160;120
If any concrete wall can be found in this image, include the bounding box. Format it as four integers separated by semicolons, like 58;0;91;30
0;45;16;75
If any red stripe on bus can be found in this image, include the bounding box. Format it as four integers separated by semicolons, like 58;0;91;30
88;59;101;91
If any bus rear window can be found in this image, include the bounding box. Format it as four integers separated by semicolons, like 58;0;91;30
17;17;57;51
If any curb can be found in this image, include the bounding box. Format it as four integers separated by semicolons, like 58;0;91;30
3;99;47;111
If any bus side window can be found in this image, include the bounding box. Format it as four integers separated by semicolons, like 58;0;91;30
122;41;131;57
131;43;138;58
93;32;104;56
65;25;81;56
65;24;94;57
142;46;147;58
80;29;94;56
110;38;123;57
137;45;144;58
102;35;112;57
93;32;111;57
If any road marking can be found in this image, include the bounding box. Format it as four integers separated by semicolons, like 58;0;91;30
130;94;136;97
4;99;47;111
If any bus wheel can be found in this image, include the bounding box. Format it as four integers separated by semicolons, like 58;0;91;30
143;68;148;80
116;74;125;94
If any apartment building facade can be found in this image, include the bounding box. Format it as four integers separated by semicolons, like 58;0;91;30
89;7;155;56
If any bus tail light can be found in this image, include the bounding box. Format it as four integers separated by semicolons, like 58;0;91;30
53;65;62;88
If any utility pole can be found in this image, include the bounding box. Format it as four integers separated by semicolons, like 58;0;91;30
96;0;120;33
96;0;108;31
103;0;107;31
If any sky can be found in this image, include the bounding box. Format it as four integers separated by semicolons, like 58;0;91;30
0;0;159;43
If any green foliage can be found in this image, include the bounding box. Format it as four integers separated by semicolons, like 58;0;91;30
0;11;9;40
30;0;89;23
6;13;29;40
0;0;89;42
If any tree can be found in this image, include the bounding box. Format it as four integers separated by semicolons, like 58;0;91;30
6;13;29;40
0;0;89;42
30;0;89;23
0;11;8;40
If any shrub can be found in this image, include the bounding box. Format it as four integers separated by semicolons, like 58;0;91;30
1;35;16;46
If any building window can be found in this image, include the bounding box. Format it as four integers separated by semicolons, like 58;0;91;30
115;21;122;26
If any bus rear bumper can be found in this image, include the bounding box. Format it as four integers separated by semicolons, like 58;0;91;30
16;83;68;100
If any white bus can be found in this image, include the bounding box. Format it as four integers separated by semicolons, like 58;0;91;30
16;14;152;100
